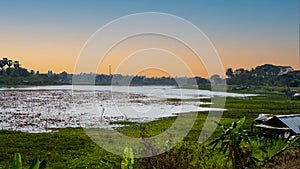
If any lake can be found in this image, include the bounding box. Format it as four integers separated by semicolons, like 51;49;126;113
0;85;257;133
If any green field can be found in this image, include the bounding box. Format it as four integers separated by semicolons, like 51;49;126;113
1;92;300;168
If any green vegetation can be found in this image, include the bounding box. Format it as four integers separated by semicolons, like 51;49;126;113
226;64;300;87
109;121;138;125
11;153;46;169
12;153;22;169
121;147;134;169
0;93;300;168
209;117;257;168
227;85;291;94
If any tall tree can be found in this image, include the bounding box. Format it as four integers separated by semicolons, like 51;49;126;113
2;57;8;67
13;61;20;69
226;68;234;78
7;60;13;68
0;60;4;70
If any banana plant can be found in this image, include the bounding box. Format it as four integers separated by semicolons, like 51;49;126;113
209;117;259;169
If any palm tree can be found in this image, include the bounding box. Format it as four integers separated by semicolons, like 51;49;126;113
13;61;20;69
0;60;4;70
2;57;8;67
7;60;13;68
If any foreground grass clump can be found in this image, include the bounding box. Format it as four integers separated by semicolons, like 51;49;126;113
11;153;47;169
0;128;121;169
0;94;300;168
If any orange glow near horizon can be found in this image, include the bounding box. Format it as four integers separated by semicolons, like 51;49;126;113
96;34;209;78
1;32;298;78
136;68;173;77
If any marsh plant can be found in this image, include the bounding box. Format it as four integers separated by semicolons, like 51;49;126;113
12;153;46;169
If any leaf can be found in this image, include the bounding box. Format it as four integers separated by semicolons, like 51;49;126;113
39;160;47;169
251;156;262;162
215;121;228;132
232;117;246;134
236;117;246;130
121;147;134;169
121;158;128;169
243;135;251;145
224;129;231;135
223;143;229;154
12;153;22;169
219;141;229;153
208;137;221;147
259;147;268;153
29;157;41;169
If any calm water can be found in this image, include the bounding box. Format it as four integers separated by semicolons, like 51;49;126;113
0;85;257;133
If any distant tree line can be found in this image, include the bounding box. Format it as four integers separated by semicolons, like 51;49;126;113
1;57;299;87
71;73;209;86
0;57;57;85
225;64;300;87
0;58;25;76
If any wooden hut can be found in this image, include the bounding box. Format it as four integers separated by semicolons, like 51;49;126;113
255;114;300;138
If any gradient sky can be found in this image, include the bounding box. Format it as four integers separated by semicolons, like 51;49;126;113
0;0;299;77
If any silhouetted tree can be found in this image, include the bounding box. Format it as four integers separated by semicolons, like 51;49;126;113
7;60;13;68
0;60;4;70
30;70;35;75
13;61;20;69
226;68;234;78
2;57;8;67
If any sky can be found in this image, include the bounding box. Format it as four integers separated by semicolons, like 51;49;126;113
0;0;299;77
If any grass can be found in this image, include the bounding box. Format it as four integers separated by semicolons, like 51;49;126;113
1;91;300;168
109;121;138;125
227;85;300;95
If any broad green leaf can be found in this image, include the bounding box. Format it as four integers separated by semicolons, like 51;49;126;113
12;153;22;169
236;116;246;130
29;157;41;169
232;116;246;134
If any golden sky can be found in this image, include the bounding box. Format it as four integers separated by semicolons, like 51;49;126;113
1;29;298;78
